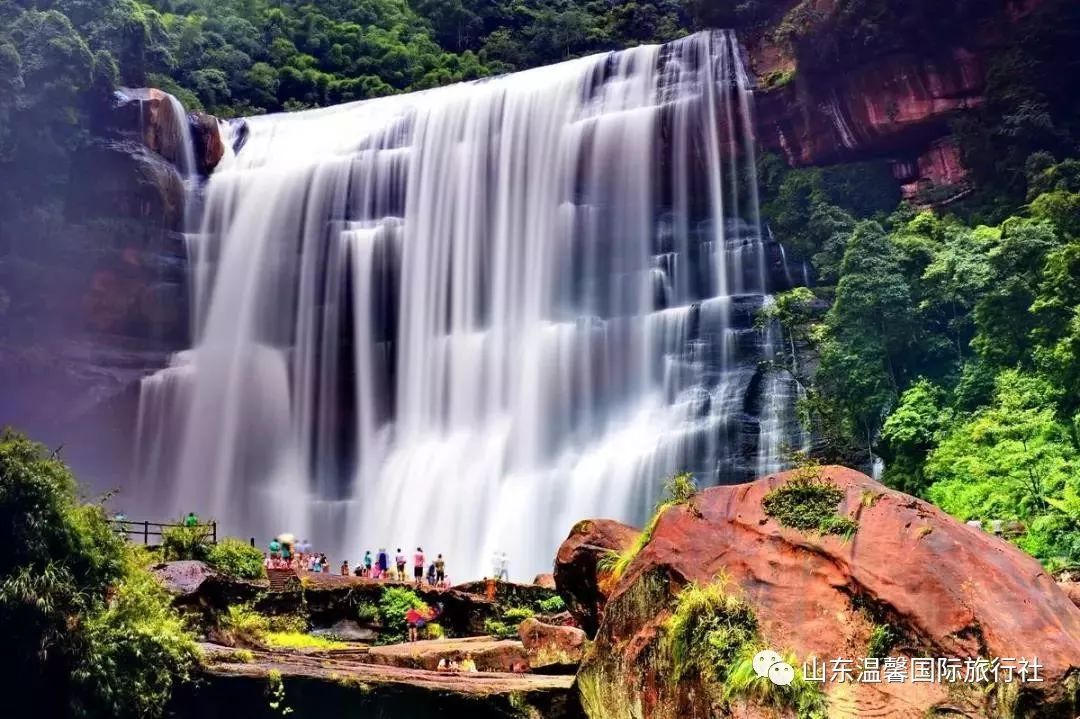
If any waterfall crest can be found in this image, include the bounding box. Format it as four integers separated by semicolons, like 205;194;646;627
134;31;804;578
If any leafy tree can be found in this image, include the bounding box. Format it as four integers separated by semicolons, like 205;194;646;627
0;429;197;717
972;219;1062;367
879;379;952;495
814;221;914;449
924;372;1078;564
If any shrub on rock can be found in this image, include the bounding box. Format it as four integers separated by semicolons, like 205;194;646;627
207;538;266;580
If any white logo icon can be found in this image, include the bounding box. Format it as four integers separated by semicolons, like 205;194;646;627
753;649;795;686
753;649;782;678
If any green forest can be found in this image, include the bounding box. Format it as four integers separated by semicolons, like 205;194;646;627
755;0;1080;571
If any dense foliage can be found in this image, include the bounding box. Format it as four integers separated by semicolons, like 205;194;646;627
764;149;1080;568
0;430;197;718
161;522;211;561
376;585;429;644
207;537;266;580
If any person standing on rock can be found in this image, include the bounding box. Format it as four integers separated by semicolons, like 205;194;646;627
395;548;406;581
363;550;373;577
377;547;389;579
498;552;509;581
435;554;446;587
414;547;425;587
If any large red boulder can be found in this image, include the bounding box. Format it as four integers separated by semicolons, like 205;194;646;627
518;617;588;674
553;519;640;637
578;466;1080;719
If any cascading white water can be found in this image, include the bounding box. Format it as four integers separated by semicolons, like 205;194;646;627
134;31;804;579
164;94;198;180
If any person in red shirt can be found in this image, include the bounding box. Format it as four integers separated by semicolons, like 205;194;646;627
405;602;442;642
406;607;426;642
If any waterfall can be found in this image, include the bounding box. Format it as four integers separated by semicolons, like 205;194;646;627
133;31;802;579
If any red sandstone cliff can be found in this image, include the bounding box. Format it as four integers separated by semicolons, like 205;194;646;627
746;0;1046;205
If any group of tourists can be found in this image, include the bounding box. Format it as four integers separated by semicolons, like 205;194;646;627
436;654;478;673
356;547;450;588
263;536;460;589
264;535;320;571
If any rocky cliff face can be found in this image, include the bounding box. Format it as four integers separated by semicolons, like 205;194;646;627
746;0;1044;206
0;88;223;496
573;466;1080;719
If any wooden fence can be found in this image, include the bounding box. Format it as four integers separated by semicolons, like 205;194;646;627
111;519;218;546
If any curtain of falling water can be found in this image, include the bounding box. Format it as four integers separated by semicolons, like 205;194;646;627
133;31;805;579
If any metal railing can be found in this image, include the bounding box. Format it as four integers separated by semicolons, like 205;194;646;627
111;519;218;545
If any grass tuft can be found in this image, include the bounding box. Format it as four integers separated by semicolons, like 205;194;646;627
599;472;701;581
867;623;898;657
263;632;349;650
762;463;858;539
662;577;828;719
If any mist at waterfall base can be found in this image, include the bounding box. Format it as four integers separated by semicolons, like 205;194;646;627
134;31;807;580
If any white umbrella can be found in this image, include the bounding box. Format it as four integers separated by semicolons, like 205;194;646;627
277;533;296;546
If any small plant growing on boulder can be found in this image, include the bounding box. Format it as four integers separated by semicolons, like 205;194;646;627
723;645;827;719
663;472;698;504
600;472;701;581
818;514;859;540
218;604;270;647
357;601;379;624
762;463;858;539
664;577;827;718
485;606;536;639
537;595;566;614
867;623;898;657
665;578;758;683
207;537;266;579
209;648;256;664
